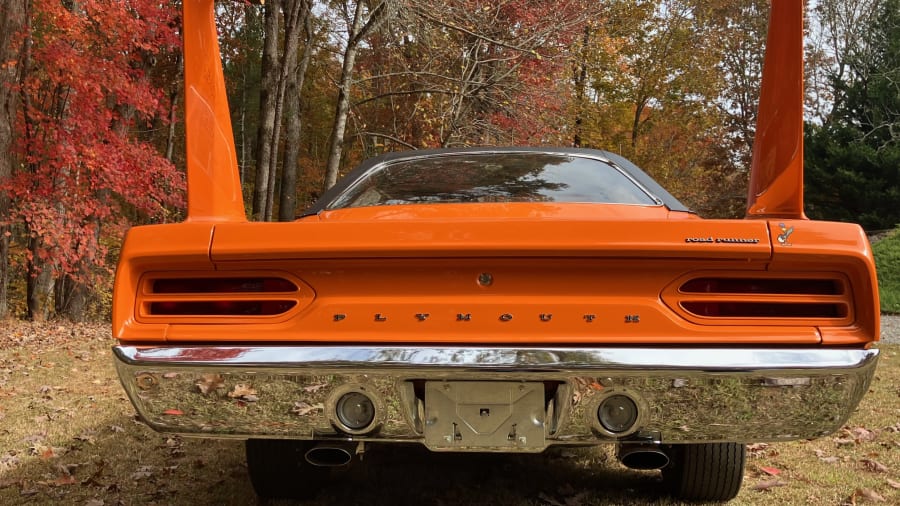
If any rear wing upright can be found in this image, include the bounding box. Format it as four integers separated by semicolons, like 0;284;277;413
182;0;247;222
746;0;807;220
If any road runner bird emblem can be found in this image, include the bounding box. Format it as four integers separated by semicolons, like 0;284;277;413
777;223;794;245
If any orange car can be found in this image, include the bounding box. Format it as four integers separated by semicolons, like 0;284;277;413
112;0;879;502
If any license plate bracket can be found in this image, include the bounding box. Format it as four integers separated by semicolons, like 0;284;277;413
423;381;546;451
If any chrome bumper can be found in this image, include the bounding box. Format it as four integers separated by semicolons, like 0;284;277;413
113;345;878;448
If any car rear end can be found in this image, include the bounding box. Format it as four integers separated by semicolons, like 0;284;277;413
112;210;879;500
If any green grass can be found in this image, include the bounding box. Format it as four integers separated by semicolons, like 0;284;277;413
873;229;900;313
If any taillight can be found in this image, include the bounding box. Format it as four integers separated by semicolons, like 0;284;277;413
137;274;309;321
680;278;843;296
152;277;298;294
680;302;847;318
149;300;298;316
663;273;853;325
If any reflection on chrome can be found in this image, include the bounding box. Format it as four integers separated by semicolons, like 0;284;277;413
113;345;878;448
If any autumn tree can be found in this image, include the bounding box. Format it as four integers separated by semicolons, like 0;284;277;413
712;0;768;169
574;0;732;214
1;0;184;320
347;0;595;157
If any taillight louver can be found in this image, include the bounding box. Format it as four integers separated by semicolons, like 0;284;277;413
665;274;852;324
139;275;306;321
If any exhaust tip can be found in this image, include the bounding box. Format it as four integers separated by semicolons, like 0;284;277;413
617;444;670;470
304;445;353;467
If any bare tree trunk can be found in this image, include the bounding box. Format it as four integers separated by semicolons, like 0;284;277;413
323;41;359;190
279;10;314;221
165;55;183;163
572;25;591;148
0;0;27;318
324;1;397;190
55;275;91;322
252;0;280;220
263;0;309;220
26;237;54;321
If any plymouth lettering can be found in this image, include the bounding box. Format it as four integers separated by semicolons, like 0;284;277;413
333;312;615;323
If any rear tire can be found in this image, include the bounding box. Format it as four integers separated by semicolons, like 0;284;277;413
245;439;328;500
662;442;746;501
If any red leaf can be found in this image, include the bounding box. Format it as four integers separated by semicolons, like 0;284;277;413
759;466;782;476
162;409;184;416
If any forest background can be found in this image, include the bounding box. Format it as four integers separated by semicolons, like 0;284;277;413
0;0;898;322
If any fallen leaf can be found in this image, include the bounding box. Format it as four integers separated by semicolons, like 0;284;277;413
759;466;782;476
195;374;224;395
751;479;787;491
228;383;258;400
886;478;900;489
75;432;97;445
302;382;328;393
291;401;323;416
31;445;61;459
162;409;184;416
39;474;76;487
747;442;769;457
860;459;889;473
85;499;105;506
847;426;878;443
850;488;885;503
131;466;154;481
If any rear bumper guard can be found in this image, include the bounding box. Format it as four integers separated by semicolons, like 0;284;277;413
113;345;878;449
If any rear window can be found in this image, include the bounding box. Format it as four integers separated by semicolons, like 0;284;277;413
327;152;659;209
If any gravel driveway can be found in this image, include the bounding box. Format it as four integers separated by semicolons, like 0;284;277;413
881;314;900;343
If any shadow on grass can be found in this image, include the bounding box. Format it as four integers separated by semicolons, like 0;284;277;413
302;444;669;506
1;414;672;505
